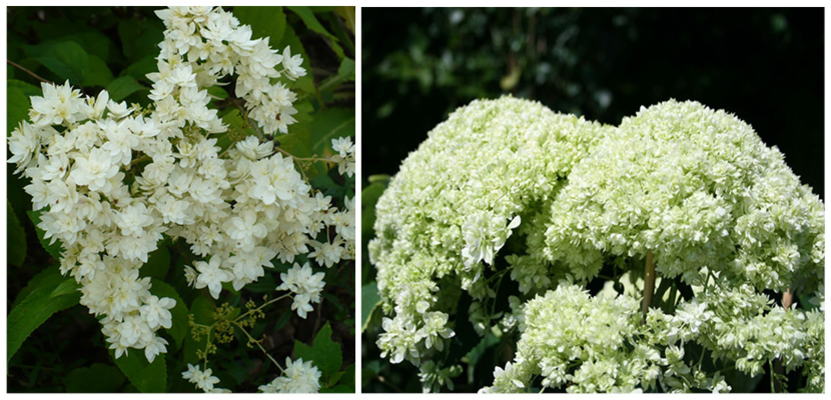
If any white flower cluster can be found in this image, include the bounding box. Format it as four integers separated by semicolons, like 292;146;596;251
258;357;322;393
369;97;824;392
370;97;609;369
182;363;229;393
153;6;306;135
7;6;354;364
331;136;356;177
535;100;824;293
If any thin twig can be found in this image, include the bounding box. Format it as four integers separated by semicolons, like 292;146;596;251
7;60;51;84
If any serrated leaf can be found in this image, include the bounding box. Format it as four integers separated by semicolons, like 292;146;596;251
309;108;355;156
34;41;89;85
26;209;64;261
106;76;145;102
361;282;381;333
64;363;126;392
7;266;80;362
234;6;287;49
112;349;167;393
141;244;170;280
149;279;188;351
7;200;27;267
293;322;342;381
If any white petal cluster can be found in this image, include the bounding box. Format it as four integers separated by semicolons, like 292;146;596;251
258;357;321;393
537;100;824;293
369;97;823;392
7;6;354;364
331;136;355;177
182;363;228;393
152;6;305;135
277;262;326;318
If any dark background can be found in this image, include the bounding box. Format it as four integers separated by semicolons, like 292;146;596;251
361;7;824;393
362;8;824;198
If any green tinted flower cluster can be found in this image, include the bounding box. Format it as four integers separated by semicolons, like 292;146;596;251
370;97;824;393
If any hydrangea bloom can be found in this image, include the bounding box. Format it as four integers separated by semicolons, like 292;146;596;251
7;6;354;365
369;97;823;392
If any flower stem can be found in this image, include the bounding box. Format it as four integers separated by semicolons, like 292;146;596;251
641;250;656;315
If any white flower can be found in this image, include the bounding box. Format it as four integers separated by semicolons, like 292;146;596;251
277;262;325;319
69;147;120;191
258;357;321;393
140;295;177;330
193;257;233;299
280;46;306;81
182;363;222;392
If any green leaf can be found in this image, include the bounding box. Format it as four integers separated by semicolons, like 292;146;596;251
309;108;355;156
8;78;41;97
34;41;89;85
106;76;145;102
112;349;167;393
7;200;27;267
293;322;342;382
320;384;353;393
83;55;114;88
234;6;287;49
141;244;171;280
118;18;165;62
7;86;30;135
7;266;80;362
191;295;216;325
287;6;344;59
123;56;158;84
64;363;126;392
149;279;188;351
26;209;64;261
464;332;500;366
361;282;381;333
207;85;228;100
338;363;355;388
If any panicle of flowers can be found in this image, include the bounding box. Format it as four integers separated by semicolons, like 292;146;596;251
6;6;354;364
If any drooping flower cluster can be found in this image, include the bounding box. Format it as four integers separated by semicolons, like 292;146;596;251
7;6;354;365
369;97;824;392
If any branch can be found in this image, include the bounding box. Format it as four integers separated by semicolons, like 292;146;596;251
7;60;52;84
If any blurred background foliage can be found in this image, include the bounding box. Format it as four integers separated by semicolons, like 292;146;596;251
361;7;824;393
7;6;355;393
